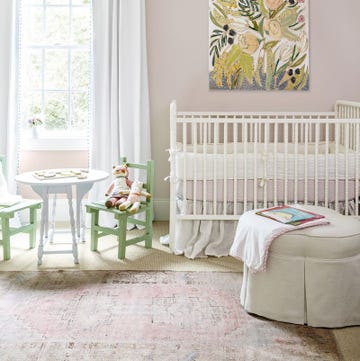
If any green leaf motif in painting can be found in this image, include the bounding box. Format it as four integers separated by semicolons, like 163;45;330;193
279;8;298;27
263;40;279;50
258;17;265;37
258;0;269;19
292;54;307;68
281;27;299;42
213;2;227;18
223;45;254;85
254;57;264;87
270;2;287;19
239;52;254;83
225;44;242;69
210;11;222;28
278;8;299;41
265;49;275;90
233;68;245;89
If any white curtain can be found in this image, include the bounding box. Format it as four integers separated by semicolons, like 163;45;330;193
0;0;18;193
90;0;151;203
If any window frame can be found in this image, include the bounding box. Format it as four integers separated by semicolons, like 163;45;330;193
18;0;92;151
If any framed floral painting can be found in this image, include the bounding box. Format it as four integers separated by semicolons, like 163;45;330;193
209;0;309;90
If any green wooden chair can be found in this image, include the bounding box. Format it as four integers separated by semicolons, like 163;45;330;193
0;155;42;260
86;157;154;260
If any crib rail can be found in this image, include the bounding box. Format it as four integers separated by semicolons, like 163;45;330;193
168;101;360;241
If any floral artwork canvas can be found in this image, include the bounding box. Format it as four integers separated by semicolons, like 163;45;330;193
209;0;309;90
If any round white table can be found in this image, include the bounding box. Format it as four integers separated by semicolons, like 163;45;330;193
15;169;108;265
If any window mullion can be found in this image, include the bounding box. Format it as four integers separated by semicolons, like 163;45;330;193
42;48;45;119
42;1;46;120
68;48;72;131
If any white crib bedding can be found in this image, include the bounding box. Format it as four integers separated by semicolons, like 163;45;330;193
174;142;357;181
175;141;337;154
176;179;358;204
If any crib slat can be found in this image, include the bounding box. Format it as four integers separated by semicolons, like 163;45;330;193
253;120;258;209
203;117;208;215
284;122;288;205
213;119;219;214
324;123;329;208
356;123;359;216
223;118;228;215
182;122;187;215
192;118;197;216
314;121;319;206
344;123;349;215
294;123;299;204
335;123;339;212
273;122;278;206
263;122;269;208
243;120;248;212
304;122;308;205
233;122;238;215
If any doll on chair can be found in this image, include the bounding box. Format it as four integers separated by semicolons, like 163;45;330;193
104;163;133;208
118;180;151;213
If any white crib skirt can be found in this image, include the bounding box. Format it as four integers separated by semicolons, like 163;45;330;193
173;218;237;259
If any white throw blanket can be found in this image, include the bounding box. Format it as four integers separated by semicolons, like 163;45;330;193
229;209;330;273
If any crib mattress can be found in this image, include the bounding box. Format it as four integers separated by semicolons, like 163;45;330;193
176;179;358;203
174;143;358;180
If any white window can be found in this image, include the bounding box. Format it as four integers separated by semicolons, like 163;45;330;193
18;0;92;150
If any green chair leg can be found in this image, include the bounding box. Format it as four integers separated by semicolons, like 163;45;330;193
117;216;127;260
1;217;11;261
145;208;152;249
90;210;99;251
29;208;37;249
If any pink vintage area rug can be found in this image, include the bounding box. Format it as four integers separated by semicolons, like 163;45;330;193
0;270;340;361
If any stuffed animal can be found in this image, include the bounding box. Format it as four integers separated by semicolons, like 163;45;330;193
118;180;151;213
105;163;133;208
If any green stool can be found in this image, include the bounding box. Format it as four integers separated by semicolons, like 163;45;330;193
86;157;154;260
0;155;42;260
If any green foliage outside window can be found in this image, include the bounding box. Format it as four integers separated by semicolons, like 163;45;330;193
19;0;91;136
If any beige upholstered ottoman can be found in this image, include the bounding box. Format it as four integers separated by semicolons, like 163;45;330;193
240;205;360;328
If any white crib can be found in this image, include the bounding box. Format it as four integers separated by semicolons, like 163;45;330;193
167;100;360;258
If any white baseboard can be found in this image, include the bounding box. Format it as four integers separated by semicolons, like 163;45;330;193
20;198;170;222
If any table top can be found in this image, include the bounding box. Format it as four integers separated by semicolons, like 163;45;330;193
15;168;109;187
